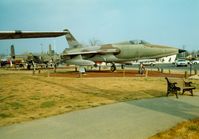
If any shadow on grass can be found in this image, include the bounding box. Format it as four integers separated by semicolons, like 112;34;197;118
30;77;164;102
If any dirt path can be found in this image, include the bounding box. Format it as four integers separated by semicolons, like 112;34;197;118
49;70;185;78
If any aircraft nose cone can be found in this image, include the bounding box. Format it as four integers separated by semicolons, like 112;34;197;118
178;49;186;53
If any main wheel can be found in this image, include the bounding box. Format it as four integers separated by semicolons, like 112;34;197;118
110;65;116;72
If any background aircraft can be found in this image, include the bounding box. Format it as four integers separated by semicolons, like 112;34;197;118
0;29;185;71
6;44;59;69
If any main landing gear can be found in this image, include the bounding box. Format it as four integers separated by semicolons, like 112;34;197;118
110;63;116;72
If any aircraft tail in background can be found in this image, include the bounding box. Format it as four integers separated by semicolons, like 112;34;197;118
10;45;15;59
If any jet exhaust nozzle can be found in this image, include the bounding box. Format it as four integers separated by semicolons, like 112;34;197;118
178;49;186;53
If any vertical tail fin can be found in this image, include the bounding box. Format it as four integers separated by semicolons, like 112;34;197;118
64;29;82;49
10;45;15;59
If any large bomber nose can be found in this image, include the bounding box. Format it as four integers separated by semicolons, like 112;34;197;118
178;49;187;53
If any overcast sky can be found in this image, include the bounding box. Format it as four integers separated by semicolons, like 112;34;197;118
0;0;198;55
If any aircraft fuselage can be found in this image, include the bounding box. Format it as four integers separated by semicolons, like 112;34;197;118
62;42;179;64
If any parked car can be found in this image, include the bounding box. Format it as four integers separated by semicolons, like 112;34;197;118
137;59;156;66
175;59;189;67
192;60;199;64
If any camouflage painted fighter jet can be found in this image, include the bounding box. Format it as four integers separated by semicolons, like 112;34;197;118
0;29;185;71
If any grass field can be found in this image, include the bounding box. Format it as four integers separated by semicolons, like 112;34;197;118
149;118;199;139
0;69;168;126
0;69;199;138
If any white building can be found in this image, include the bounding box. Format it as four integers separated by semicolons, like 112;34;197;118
158;55;177;63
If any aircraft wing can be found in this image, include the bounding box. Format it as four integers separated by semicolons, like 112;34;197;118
0;30;68;39
63;48;120;56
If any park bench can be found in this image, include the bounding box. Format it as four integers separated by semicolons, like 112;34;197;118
165;77;196;98
165;77;180;98
180;79;196;96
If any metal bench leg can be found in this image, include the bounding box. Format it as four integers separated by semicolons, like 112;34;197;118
166;91;169;96
190;90;193;96
182;90;185;95
174;91;178;99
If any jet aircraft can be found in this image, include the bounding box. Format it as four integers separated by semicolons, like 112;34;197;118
7;44;59;69
0;29;185;71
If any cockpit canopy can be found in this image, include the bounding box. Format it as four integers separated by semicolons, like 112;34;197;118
115;40;150;45
129;40;150;45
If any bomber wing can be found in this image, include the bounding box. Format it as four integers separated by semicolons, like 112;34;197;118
0;30;68;39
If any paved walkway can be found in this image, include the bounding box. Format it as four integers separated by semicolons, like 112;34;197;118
0;94;199;139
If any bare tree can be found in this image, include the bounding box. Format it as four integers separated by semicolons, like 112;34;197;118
89;38;101;46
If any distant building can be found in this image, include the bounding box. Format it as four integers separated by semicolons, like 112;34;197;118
131;54;177;65
158;55;177;63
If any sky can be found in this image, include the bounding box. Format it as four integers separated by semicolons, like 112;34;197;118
0;0;199;55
